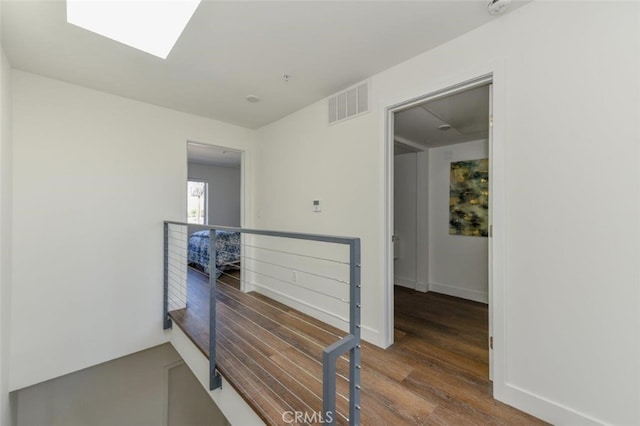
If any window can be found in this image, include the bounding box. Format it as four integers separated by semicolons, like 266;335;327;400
187;180;207;224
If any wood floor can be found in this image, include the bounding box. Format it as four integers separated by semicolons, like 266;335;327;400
169;269;546;425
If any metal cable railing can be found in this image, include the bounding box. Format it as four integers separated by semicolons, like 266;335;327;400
163;221;361;425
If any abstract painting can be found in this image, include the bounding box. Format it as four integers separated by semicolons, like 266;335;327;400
449;158;489;237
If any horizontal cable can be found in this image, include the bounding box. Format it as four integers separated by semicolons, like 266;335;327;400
219;336;349;424
217;345;286;425
217;271;345;346
216;271;351;368
167;288;185;303
217;269;241;282
218;333;318;415
215;280;352;400
218;322;324;413
223;253;349;286
241;243;349;265
248;281;350;328
217;304;351;408
240;266;349;304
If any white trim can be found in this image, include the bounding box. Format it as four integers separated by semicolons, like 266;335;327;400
250;280;349;326
497;382;609;426
186;140;246;226
486;64;506;397
382;71;496;349
248;280;380;344
428;282;488;304
415;281;428;293
382;97;395;349
487;82;495;381
393;135;426;152
186;140;253;292
394;277;416;290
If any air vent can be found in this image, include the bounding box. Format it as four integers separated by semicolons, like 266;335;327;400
328;81;370;125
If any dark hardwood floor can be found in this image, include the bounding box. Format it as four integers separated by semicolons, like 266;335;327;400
169;269;546;425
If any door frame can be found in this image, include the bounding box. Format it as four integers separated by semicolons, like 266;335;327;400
186;140;249;292
382;73;503;383
186;141;246;228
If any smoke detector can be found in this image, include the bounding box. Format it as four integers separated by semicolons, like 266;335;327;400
487;0;511;15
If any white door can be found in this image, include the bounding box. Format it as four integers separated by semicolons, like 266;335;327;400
393;151;418;289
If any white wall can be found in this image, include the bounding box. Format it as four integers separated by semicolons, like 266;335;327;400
256;103;381;342
0;28;14;426
393;153;417;288
14;343;228;426
255;2;640;425
188;162;241;227
429;140;488;303
10;71;256;392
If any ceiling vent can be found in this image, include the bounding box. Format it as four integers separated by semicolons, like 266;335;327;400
328;81;370;125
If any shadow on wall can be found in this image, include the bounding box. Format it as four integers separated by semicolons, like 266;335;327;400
12;343;229;426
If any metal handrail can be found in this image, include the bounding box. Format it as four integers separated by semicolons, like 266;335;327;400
163;221;361;425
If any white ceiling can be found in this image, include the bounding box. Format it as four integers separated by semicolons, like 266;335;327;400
188;142;241;167
1;1;527;130
394;84;490;150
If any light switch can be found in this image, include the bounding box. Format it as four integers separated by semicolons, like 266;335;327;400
313;200;322;213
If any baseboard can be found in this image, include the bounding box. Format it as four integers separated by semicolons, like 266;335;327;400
494;381;608;426
394;277;416;289
428;281;488;303
249;280;381;346
395;277;428;293
415;280;428;293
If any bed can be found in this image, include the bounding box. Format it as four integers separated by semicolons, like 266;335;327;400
188;230;241;277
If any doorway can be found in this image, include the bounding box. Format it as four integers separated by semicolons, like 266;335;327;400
186;141;243;228
385;75;496;380
186;141;245;292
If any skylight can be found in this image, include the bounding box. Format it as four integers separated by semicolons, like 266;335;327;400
66;0;201;59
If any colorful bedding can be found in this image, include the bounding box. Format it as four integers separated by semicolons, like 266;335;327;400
187;230;241;277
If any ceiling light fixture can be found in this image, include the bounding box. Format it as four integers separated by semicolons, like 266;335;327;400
487;0;511;15
66;0;201;59
438;124;452;131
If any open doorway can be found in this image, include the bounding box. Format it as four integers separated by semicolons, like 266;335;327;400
186;142;244;292
387;77;494;382
186;142;242;228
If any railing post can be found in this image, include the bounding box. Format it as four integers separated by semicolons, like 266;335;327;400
322;239;361;426
163;222;172;330
163;221;362;407
322;348;338;424
349;239;362;426
209;228;222;390
323;336;357;424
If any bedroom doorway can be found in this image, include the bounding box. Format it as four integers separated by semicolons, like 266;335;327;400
384;74;499;382
186;142;242;228
186;141;245;292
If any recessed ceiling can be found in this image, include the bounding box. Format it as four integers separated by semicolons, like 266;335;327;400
394;84;490;149
1;1;527;129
